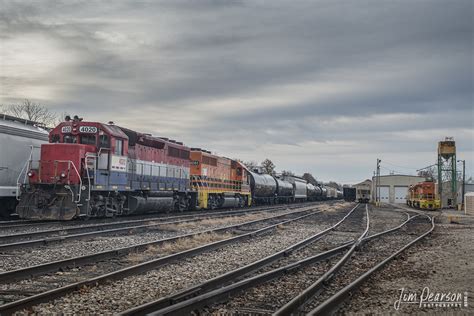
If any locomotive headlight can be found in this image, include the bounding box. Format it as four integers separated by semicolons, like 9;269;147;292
60;172;67;178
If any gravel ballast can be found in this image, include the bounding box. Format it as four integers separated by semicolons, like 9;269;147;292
25;206;351;314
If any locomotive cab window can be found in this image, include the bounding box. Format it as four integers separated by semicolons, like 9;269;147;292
114;139;123;155
64;135;77;143
51;134;60;143
80;134;96;145
99;134;110;148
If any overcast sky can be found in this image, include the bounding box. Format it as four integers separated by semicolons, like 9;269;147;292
1;0;472;183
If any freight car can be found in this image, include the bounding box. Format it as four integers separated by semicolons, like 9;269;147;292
248;171;278;205
343;187;356;202
306;183;322;201
325;186;337;199
283;176;307;202
407;181;440;210
0;114;49;218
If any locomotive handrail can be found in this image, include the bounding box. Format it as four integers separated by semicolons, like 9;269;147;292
15;145;35;201
53;160;83;203
84;153;96;204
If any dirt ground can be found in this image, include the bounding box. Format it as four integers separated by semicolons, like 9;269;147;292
339;210;474;315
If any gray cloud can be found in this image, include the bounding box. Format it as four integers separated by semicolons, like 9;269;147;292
0;0;472;183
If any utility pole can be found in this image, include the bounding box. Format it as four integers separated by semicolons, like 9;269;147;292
376;159;381;206
373;170;376;204
458;159;465;209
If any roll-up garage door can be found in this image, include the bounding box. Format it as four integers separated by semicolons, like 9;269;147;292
395;186;408;204
379;186;390;202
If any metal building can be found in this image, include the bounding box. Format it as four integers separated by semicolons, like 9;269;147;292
371;174;426;204
465;192;474;215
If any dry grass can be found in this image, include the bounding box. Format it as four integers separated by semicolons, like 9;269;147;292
160;213;263;231
125;231;233;264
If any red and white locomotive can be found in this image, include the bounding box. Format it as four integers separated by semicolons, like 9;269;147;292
17;116;195;220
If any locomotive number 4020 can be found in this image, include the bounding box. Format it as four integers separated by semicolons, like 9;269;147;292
79;126;98;133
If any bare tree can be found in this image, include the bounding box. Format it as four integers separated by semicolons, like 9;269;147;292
302;172;318;185
281;170;294;177
243;160;258;170
261;158;276;175
6;99;57;127
418;166;436;180
326;181;342;190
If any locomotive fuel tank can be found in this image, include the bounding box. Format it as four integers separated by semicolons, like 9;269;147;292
128;191;175;214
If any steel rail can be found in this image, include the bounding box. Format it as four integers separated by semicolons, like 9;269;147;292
0;201;326;230
0;204;311;243
273;204;370;315
307;215;435;316
1;202;323;232
144;206;418;316
0;205;319;283
118;204;362;315
0;208;325;315
0;204;284;230
0;204;322;251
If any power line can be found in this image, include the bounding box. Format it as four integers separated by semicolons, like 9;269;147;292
381;160;421;171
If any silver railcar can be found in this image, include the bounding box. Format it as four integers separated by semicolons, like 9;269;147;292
0;114;48;217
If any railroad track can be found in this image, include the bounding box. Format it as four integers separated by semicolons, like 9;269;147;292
0;202;322;233
0;203;339;314
123;205;432;316
0;201;326;231
0;202;332;250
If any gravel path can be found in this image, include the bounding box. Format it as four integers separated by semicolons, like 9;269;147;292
24;207;350;314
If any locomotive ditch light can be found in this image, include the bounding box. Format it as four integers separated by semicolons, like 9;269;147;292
27;170;35;177
60;172;67;178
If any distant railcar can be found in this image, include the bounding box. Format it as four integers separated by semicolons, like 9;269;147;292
306;183;322;201
0;114;49;218
343;187;356;202
283;176;307;202
356;188;371;203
